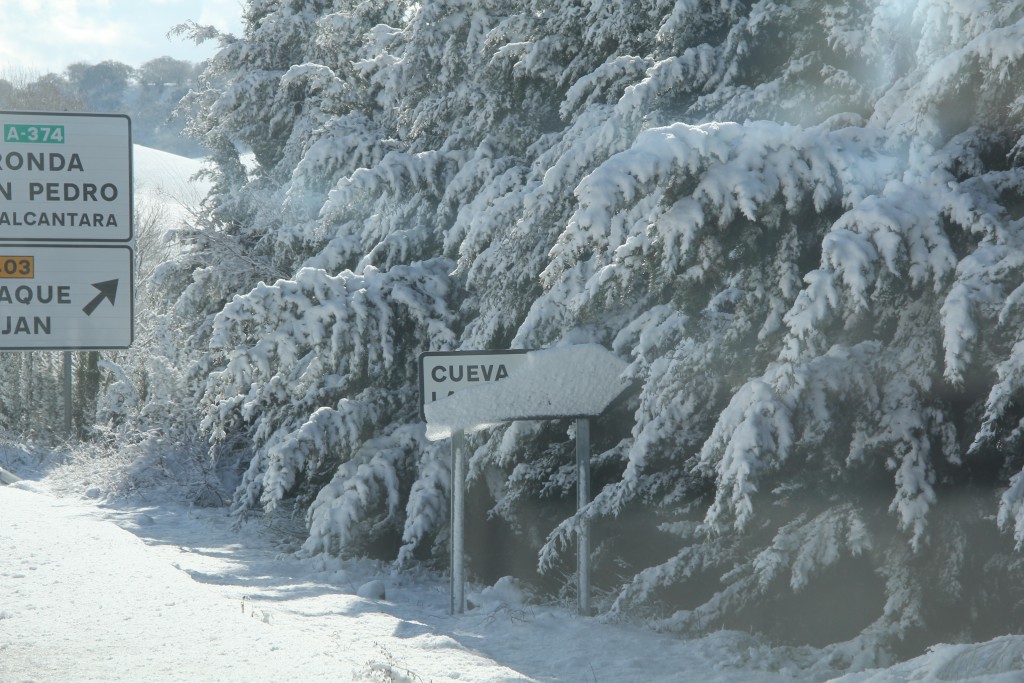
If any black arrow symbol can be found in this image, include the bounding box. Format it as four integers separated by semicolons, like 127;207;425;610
82;279;119;316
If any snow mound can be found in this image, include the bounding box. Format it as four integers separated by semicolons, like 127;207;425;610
467;576;531;613
829;636;1024;683
0;465;19;485
356;578;387;600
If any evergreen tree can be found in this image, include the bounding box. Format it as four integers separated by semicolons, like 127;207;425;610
160;0;1024;668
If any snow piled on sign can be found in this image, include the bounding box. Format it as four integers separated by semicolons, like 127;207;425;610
424;344;629;440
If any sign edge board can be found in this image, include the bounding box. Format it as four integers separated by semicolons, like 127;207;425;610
423;402;628;441
0;110;134;243
0;242;135;351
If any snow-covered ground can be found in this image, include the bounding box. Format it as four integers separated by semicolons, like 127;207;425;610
3;447;1024;683
0;456;811;683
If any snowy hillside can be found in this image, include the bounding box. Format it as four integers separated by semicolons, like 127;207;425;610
133;144;211;227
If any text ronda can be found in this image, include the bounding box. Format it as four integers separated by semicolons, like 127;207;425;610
0;151;82;172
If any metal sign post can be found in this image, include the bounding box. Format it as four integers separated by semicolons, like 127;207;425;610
420;345;629;618
450;429;467;614
63;351;72;438
576;417;591;616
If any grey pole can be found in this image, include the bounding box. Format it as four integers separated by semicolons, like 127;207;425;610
451;429;467;614
63;351;73;439
576;417;591;616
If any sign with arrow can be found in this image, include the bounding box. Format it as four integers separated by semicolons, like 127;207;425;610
0;244;133;350
420;344;631;617
423;344;631;440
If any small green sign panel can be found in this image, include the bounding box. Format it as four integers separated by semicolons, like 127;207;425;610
4;124;65;144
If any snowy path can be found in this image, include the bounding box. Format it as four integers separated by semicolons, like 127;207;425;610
1;483;813;683
1;485;371;682
5;479;1023;682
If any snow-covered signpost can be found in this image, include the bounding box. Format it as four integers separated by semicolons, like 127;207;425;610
420;344;630;616
0;112;134;350
0;110;135;436
419;350;528;615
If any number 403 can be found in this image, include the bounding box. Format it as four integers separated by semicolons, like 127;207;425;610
0;256;35;278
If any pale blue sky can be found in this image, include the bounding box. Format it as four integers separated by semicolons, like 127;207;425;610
0;0;244;75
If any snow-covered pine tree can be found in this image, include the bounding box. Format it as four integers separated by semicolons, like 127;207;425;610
521;0;1024;667
174;1;467;556
0;352;66;438
164;0;1024;668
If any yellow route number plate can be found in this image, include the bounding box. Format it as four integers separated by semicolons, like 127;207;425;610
0;256;35;279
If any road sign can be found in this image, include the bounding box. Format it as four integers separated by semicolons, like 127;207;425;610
421;345;630;618
423;345;629;438
419;350;529;421
0;244;133;350
0;111;133;243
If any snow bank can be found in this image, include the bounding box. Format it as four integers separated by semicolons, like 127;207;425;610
0;465;18;484
0;485;528;682
829;636;1024;683
1;481;828;683
2;480;1021;682
0;485;346;682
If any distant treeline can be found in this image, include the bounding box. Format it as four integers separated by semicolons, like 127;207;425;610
0;57;206;157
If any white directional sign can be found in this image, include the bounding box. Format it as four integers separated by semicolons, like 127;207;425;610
0;111;134;351
422;345;630;440
422;345;631;618
0;244;133;350
0;111;133;242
